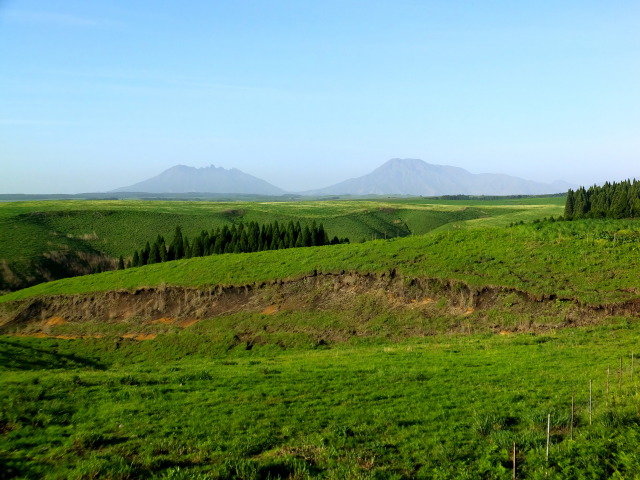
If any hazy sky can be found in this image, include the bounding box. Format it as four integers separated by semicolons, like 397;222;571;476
1;1;639;193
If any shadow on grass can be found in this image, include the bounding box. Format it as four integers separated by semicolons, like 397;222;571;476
0;452;43;480
0;338;106;371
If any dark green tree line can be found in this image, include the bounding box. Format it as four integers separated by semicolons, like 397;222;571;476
564;180;640;220
129;221;349;268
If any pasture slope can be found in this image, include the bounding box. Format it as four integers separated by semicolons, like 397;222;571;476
0;197;562;291
5;196;640;478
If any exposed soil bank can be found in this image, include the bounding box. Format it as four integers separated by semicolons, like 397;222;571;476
1;271;639;335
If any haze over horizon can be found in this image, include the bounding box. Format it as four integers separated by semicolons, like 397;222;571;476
1;1;638;194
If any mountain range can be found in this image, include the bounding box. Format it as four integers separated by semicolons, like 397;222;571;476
112;159;572;196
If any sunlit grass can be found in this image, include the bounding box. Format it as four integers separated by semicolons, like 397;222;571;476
0;197;564;259
3;320;640;479
3;217;639;307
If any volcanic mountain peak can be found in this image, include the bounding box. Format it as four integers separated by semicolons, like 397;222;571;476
113;164;284;195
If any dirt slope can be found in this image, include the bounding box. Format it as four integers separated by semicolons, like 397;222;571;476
2;271;639;337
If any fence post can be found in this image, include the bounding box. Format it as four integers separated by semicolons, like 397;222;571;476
589;380;593;425
607;366;610;406
546;413;551;463
620;356;623;392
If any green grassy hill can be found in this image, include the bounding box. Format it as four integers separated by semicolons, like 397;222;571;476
2;215;639;307
0;197;564;292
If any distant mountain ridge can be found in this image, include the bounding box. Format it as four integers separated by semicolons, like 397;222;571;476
305;158;573;196
112;159;572;197
113;165;285;195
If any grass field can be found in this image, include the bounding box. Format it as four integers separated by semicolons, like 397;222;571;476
3;321;640;479
0;197;565;259
5;196;640;479
0;197;564;291
3;215;640;307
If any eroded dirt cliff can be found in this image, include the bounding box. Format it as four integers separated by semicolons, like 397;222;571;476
2;271;639;337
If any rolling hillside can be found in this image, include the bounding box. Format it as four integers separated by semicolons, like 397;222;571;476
0;197;564;292
2;215;639;313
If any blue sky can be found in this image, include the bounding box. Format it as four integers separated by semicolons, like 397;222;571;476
1;0;638;193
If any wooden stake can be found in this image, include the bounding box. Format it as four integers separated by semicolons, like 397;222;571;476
513;442;516;480
546;413;551;463
620;356;623;391
589;380;593;425
570;393;574;440
607;365;610;406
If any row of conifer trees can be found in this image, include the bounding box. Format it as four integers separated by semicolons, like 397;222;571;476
564;179;640;220
128;221;349;268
